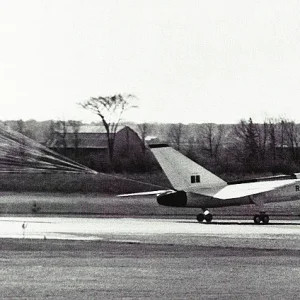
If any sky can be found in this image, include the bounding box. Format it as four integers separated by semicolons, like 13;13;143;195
0;0;300;124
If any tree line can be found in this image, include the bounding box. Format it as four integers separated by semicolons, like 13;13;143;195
1;91;300;177
166;118;300;178
2;117;300;178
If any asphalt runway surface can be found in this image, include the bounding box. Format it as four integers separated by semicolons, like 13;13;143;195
1;217;300;299
1;216;300;250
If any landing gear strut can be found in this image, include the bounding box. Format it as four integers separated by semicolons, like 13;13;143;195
197;209;213;223
250;197;269;225
253;213;269;225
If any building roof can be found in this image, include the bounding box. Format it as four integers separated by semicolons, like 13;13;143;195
65;124;126;134
47;133;107;149
47;125;135;149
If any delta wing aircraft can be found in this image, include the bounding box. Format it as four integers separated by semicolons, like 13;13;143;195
119;144;300;224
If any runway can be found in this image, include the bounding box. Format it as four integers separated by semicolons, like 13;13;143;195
1;216;300;250
1;217;300;298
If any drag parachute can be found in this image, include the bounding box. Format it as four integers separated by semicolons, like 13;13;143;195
0;124;97;174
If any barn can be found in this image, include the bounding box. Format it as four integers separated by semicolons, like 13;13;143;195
46;125;148;171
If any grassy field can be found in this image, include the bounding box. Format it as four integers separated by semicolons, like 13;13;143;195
0;172;300;217
0;192;300;217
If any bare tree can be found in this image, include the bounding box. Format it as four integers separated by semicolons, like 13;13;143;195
256;121;269;162
16;120;26;135
80;94;137;165
137;123;152;153
10;120;35;139
14;120;27;161
51;120;68;155
68;120;82;159
268;119;277;163
198;123;224;159
233;118;260;171
281;119;300;161
168;123;183;151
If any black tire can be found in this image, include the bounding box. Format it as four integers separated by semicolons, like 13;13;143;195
262;214;269;224
205;213;213;223
253;214;261;224
196;213;205;223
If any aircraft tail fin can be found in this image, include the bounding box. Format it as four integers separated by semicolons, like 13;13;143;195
149;144;226;190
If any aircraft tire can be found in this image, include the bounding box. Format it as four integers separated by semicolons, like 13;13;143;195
253;214;261;224
196;213;205;223
261;214;269;224
205;213;213;223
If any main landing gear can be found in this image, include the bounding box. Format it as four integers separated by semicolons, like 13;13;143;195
196;210;270;224
250;197;269;224
196;209;213;223
253;213;269;225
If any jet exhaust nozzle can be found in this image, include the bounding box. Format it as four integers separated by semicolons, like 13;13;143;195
157;191;187;207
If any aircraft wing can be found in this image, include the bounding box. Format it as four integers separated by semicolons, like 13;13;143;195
118;190;175;197
212;179;297;199
119;179;299;200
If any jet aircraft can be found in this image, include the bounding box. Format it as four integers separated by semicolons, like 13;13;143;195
119;144;300;224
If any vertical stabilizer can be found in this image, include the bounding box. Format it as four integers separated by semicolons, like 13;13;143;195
150;144;226;190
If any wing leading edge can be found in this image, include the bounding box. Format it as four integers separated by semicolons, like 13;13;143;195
118;189;175;197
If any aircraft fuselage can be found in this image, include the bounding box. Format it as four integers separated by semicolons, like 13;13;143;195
157;181;300;209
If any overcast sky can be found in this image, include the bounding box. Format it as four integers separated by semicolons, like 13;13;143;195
0;0;299;124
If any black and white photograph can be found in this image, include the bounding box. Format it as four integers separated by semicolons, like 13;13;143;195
0;0;300;299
